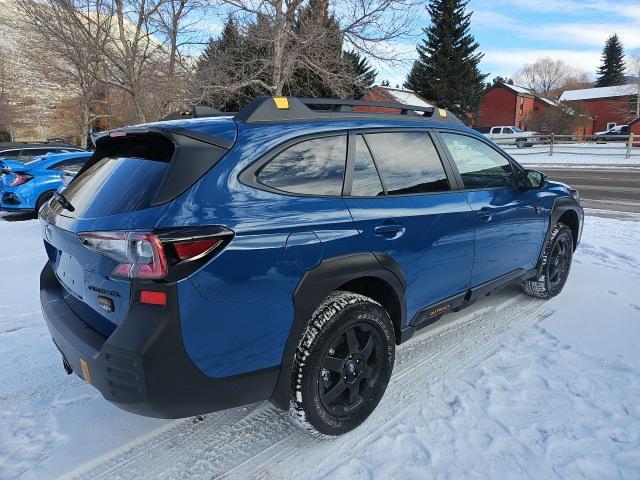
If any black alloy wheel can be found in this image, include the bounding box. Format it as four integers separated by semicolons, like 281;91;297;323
318;322;384;417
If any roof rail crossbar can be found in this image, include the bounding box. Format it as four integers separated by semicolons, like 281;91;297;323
299;97;435;116
234;96;462;125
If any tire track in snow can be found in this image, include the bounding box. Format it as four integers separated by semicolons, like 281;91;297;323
68;290;549;480
226;294;550;479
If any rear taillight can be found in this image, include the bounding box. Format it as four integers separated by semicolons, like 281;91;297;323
173;239;222;261
10;173;33;186
80;232;167;279
78;227;233;280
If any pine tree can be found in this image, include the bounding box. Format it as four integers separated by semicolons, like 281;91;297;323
286;0;345;98
404;0;488;117
595;34;626;87
343;50;377;98
195;14;263;111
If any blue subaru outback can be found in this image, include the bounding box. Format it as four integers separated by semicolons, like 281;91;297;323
39;97;582;436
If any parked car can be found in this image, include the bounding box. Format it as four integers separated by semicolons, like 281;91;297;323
483;126;539;148
594;125;629;143
39;97;582;436
0;142;85;176
1;151;92;213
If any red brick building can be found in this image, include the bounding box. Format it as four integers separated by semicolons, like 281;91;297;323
476;83;550;130
359;86;433;114
630;117;640;136
560;85;639;133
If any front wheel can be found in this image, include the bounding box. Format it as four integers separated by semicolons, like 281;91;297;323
522;223;574;298
290;291;395;436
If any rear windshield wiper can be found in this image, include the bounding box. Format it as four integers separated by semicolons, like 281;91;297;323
53;191;75;212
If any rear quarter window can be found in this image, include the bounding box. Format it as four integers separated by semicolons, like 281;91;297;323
257;135;347;196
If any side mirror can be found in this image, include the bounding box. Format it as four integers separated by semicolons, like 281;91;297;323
522;169;545;189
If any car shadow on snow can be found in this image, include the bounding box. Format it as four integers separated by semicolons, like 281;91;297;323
0;212;37;222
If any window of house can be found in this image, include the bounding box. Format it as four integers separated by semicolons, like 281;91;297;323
630;95;639;114
363;132;450;195
440;133;516;189
258;136;347;196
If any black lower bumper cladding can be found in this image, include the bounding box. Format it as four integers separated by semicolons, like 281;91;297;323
40;263;278;418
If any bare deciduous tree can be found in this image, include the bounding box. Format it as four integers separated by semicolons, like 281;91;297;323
210;0;419;97
14;0;113;147
513;57;590;98
628;51;640;118
0;50;14;137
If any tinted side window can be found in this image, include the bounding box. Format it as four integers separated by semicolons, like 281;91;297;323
50;158;88;173
19;148;49;161
0;149;20;158
364;132;450;195
258;136;346;196
441;133;516;189
351;135;384;196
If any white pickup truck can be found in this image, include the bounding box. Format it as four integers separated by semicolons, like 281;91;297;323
483;126;539;148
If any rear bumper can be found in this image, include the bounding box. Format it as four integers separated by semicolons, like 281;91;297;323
1;191;34;211
40;263;279;418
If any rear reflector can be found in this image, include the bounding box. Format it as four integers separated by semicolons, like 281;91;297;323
140;290;167;306
174;239;222;261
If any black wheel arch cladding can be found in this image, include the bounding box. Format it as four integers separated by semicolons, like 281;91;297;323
269;252;406;410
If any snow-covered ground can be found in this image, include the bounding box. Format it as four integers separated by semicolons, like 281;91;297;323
1;211;639;480
506;143;640;166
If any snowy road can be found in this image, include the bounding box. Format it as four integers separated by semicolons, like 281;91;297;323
1;212;640;479
537;167;640;214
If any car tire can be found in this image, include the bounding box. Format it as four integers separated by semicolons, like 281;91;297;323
516;138;526;148
290;291;395;436
522;223;574;299
36;190;55;213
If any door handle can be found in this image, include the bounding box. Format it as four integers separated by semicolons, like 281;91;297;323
374;224;405;238
476;209;493;222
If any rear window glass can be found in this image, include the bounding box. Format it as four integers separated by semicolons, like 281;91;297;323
258;136;346;196
59;157;169;217
364;132;450;195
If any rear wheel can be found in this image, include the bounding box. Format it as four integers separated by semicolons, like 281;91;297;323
36;190;55;212
516;138;527;148
290;291;395;436
522;223;574;298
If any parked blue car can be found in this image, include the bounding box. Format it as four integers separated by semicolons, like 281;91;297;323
1;151;92;213
39;97;582;436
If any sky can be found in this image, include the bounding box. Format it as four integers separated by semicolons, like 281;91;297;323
375;0;640;88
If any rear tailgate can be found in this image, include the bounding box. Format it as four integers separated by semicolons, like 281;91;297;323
40;121;236;336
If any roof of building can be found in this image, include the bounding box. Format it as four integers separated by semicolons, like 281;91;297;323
560;84;638;101
537;96;559;106
498;83;535;96
373;86;434;109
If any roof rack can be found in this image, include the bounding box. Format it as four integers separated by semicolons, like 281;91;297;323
161;105;226;121
233;96;463;125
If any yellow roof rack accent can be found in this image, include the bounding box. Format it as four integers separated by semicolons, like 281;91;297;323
273;97;290;109
438;108;447;117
